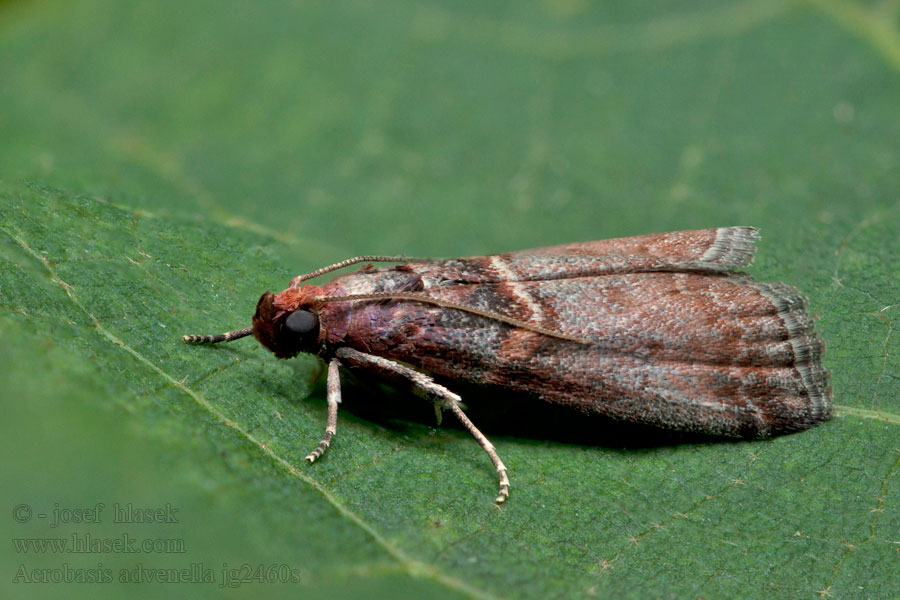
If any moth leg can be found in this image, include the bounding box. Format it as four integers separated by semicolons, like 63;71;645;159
335;347;510;504
445;400;510;504
305;358;341;463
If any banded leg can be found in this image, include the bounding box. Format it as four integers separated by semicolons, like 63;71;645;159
335;346;510;504
305;358;341;463
445;401;509;504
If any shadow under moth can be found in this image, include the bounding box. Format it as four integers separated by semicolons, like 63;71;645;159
183;226;832;503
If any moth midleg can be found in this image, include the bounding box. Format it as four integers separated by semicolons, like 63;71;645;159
445;401;510;504
305;358;341;463
334;347;510;504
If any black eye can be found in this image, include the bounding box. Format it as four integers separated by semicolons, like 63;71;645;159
285;310;318;335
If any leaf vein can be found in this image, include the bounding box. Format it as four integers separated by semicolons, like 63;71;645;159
3;225;503;600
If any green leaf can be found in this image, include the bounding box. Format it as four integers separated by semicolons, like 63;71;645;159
2;1;899;598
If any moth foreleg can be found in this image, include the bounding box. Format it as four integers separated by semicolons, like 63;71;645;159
305;358;341;463
334;347;510;504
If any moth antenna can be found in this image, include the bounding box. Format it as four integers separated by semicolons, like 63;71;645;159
315;293;594;346
290;255;433;287
183;327;254;344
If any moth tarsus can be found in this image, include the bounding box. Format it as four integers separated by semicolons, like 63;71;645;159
304;358;341;463
182;226;832;504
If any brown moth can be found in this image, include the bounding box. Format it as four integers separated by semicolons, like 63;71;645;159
183;227;832;503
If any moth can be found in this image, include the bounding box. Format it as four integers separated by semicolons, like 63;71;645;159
183;227;832;503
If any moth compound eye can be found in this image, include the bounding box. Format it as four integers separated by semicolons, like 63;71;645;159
285;310;318;336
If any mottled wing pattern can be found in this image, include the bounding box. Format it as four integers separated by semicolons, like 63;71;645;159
403;226;760;283
339;227;831;438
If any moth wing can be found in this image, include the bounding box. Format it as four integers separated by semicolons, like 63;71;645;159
328;227;829;436
405;227;760;283
366;271;830;437
507;226;755;261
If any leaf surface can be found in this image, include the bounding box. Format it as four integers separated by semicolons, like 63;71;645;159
2;1;899;598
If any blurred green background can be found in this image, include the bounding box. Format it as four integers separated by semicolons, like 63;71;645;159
1;0;898;598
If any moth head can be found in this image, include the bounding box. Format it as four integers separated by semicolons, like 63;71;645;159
252;291;321;359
